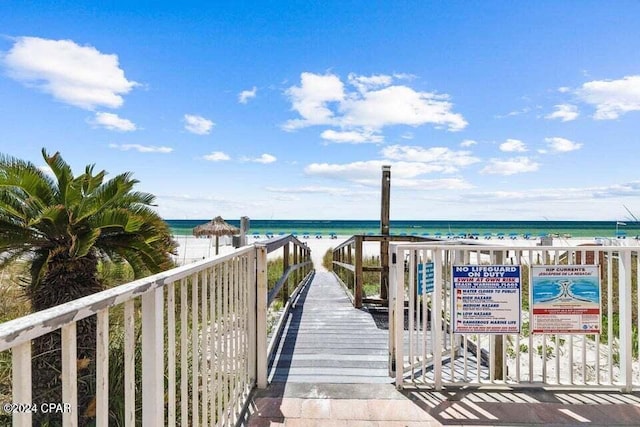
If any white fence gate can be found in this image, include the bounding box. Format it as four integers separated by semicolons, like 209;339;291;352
389;243;640;392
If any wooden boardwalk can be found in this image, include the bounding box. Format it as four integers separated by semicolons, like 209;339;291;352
268;271;392;384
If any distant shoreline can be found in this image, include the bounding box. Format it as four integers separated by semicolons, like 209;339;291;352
165;219;639;239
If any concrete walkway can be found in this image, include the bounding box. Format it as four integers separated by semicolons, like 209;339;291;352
245;382;640;426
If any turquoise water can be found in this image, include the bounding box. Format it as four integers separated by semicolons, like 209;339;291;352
165;219;639;238
533;278;600;304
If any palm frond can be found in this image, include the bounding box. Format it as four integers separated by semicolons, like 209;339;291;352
70;229;102;258
42;148;73;203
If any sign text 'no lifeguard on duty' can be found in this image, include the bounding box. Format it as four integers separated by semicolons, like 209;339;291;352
452;265;521;334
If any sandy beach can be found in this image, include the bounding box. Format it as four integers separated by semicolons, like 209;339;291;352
172;234;637;268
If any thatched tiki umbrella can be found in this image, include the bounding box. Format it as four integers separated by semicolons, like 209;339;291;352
193;216;240;255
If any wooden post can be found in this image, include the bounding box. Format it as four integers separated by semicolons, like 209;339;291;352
347;243;353;291
355;235;363;308
240;216;250;246
293;244;299;286
381;165;391;300
282;243;290;303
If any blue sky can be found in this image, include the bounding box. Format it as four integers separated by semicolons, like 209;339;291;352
1;2;640;221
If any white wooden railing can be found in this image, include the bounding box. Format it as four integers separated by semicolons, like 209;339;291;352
390;244;640;392
0;236;312;426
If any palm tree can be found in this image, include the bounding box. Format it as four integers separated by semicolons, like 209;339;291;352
0;149;177;425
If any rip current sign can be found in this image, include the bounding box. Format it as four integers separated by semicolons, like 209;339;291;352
452;265;521;334
531;265;601;334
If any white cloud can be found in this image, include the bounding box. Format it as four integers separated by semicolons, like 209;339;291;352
238;86;257;104
283;72;467;134
305;159;470;186
460;139;477;147
92;112;136;131
341;84;467;131
558;87;571;93
496;107;531;118
544;137;583;153
108;144;172;153
3;36;137;110
184;114;214;135
305;160;473;189
392;178;474;190
480;157;539;175
282;72;345;130
499;139;527;152
577;75;640;119
463;181;640;202
320;129;383;144
243;153;277;164
347;73;393;93
265;186;351;196
381;145;479;172
203;151;230;161
545;104;579;122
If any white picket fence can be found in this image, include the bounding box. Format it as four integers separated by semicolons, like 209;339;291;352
389;244;640;392
0;238;311;426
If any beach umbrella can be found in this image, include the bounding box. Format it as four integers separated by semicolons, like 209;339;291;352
192;216;240;255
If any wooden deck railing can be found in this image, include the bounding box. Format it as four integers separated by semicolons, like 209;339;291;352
255;234;313;388
332;234;438;308
0;235;312;426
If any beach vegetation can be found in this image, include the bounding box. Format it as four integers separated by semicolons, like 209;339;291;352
322;248;333;270
323;248;384;298
536;344;554;359
0;149;177;425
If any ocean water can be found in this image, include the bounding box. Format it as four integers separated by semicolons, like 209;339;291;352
165;219;639;238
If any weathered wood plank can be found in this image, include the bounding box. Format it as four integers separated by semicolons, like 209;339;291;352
268;271;392;384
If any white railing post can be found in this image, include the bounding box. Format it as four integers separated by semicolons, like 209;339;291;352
61;323;78;427
123;300;136;427
256;245;268;388
12;341;32;427
388;245;397;378
393;247;405;388
142;288;164;425
619;249;633;392
248;251;257;385
433;248;443;391
96;310;109;427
